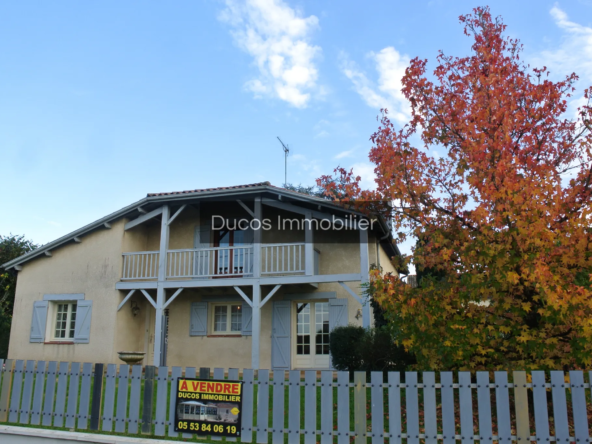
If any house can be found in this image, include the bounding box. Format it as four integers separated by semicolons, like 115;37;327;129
3;182;401;370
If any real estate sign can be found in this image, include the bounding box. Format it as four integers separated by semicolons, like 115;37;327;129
174;377;243;438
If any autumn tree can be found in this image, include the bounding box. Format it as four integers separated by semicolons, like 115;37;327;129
320;8;592;369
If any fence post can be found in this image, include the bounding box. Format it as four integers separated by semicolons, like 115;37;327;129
90;363;104;431
513;371;530;443
0;359;14;423
141;365;156;434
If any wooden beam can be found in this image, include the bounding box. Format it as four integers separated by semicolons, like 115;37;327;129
137;206;148;214
262;198;356;228
73;237;82;243
260;284;281;308
104;222;112;229
167;205;187;226
338;281;363;304
163;288;184;309
117;290;136;311
14;265;22;271
236;200;255;218
233;287;253;307
44;251;52;257
305;211;314;276
125;207;163;231
140;289;157;309
359;228;370;328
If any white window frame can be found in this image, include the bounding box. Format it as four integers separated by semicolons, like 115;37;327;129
46;301;77;342
209;303;242;335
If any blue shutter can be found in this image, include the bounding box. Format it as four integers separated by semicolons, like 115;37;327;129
242;303;252;336
190;302;207;336
329;298;348;330
74;301;93;343
271;301;291;370
30;301;48;343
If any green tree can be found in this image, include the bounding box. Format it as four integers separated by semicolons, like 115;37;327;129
0;234;38;358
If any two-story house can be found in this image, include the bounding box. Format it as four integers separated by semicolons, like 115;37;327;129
3;182;400;370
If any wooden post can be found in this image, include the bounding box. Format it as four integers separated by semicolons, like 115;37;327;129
359;228;370;328
154;205;170;366
141;365;156;434
252;284;261;369
89;363;104;431
253;197;262;278
305;211;314;275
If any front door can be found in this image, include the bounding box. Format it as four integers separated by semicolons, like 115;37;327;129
292;301;330;369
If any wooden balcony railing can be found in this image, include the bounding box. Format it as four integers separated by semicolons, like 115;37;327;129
121;243;312;280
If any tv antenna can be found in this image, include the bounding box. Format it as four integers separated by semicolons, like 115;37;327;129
277;137;290;186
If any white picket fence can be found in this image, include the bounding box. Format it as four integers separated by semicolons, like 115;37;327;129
0;359;590;443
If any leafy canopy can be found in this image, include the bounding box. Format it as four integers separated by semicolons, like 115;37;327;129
320;8;592;369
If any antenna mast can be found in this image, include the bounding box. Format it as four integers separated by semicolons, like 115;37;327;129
277;137;290;185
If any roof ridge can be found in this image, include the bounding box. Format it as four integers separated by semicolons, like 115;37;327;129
147;181;271;197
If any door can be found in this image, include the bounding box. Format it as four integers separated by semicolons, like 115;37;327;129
271;301;291;370
292;301;330;369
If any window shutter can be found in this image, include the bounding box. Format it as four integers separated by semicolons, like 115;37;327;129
74;300;93;343
194;225;211;278
190;302;207;336
328;298;348;331
241;303;252;336
30;301;48;343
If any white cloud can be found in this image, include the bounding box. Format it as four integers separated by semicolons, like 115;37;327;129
351;162;377;190
219;0;322;108
340;47;411;124
535;6;592;118
334;149;354;159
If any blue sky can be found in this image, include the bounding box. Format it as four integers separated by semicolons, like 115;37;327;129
1;0;592;251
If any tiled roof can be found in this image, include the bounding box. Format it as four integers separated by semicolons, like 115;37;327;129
147;182;271;197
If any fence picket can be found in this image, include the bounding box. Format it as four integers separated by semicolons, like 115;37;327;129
406;372;419;444
227;368;240;443
0;359;14;423
569;371;589;443
551;371;570;444
272;370;285;444
440;372;455;444
459;372;473;444
304;370;316;444
90;363;104;431
532;371;550;443
513;371;530;443
476;372;492;443
53;361;69;427
154;366;169;436
320;371;333;444
354;371;366;444
41;361;57;426
167;366;182;438
101;363;117;431
337;371;350;444
371;372;385;444
65;362;81;429
181;367;196;439
77;362;92;430
288;370;300;444
388;372;401;444
211;368;225;441
127;364;142;435
30;360;46;425
114;364;129;433
256;369;270;444
18;360;35;424
494;372;512;444
242;368;254;443
423;372;437;444
8;359;23;423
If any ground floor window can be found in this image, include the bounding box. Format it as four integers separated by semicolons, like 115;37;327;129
294;301;330;368
211;304;242;334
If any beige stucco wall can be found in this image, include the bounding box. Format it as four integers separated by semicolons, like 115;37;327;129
9;202;399;369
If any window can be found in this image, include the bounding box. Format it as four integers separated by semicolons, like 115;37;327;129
296;302;329;356
53;302;77;341
211;304;242;334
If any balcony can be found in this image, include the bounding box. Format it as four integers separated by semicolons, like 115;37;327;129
121;243;318;281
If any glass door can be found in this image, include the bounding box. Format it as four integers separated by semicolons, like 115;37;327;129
293;301;330;368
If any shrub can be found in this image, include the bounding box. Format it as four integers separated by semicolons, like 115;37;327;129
329;325;416;372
